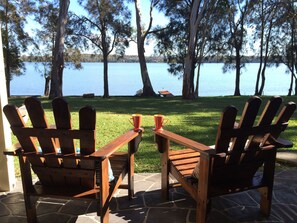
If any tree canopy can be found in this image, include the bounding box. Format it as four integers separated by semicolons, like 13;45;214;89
0;0;35;96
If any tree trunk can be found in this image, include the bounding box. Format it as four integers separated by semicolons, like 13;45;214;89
255;35;264;95
182;0;208;99
4;0;10;97
194;34;207;99
5;77;10;98
258;66;266;95
135;0;156;97
44;76;50;96
49;0;70;99
288;71;293;96
258;41;270;95
182;16;198;99
138;41;155;96
258;20;273;95
194;64;201;98
102;25;109;98
234;48;241;96
183;49;196;99
103;52;109;98
194;61;202;99
255;62;262;95
294;76;297;96
254;0;264;96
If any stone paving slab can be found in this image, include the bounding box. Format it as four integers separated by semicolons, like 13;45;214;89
276;150;297;166
1;169;297;223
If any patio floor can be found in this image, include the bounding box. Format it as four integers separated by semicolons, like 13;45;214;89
1;165;297;223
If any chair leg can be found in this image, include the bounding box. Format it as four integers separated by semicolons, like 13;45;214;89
197;198;208;223
128;154;135;199
259;187;272;216
19;157;37;223
197;153;210;223
155;135;170;200
100;206;110;223
99;159;110;223
24;195;37;223
260;150;275;216
196;198;211;223
96;196;110;223
161;150;169;200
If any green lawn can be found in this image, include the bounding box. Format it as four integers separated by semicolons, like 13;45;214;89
8;95;297;175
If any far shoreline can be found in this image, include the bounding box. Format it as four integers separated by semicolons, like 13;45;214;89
21;54;265;64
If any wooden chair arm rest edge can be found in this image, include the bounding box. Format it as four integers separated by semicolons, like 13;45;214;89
275;138;293;148
264;136;293;149
3;143;22;156
90;129;142;160
154;129;215;154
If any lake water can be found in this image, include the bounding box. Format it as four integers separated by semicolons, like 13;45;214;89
10;62;291;96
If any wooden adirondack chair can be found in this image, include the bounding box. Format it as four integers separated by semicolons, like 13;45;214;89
154;96;296;223
3;97;142;223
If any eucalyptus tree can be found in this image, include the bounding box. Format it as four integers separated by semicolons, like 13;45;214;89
130;0;160;97
250;0;283;96
182;0;219;99
275;0;297;96
0;0;35;96
193;2;229;98
71;0;132;98
32;0;58;97
32;0;82;97
48;0;70;99
156;0;225;99
223;0;254;96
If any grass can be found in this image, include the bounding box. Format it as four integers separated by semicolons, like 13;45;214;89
8;95;297;175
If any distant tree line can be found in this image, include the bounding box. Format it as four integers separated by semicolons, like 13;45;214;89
21;54;166;63
1;0;297;99
22;54;268;63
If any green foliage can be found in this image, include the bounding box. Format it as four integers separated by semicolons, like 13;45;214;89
9;96;297;175
32;0;83;76
70;0;132;56
2;38;25;80
272;0;297;95
0;0;35;95
154;1;189;77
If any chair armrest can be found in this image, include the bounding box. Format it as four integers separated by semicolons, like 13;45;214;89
276;138;293;148
154;129;215;154
3;143;23;156
265;136;293;148
90;130;142;160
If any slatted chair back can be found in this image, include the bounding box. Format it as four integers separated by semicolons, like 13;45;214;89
4;97;96;188
4;96;143;223
154;96;296;223
211;96;296;183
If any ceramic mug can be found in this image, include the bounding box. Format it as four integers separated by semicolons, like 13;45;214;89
130;114;142;131
154;114;168;130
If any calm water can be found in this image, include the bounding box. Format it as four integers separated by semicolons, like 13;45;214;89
10;62;291;96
